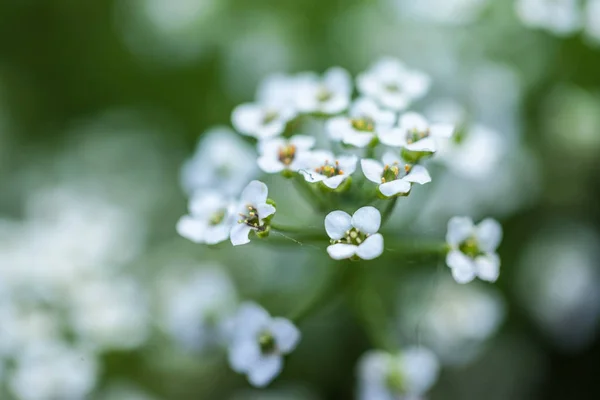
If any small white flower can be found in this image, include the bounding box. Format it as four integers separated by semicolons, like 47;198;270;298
585;0;600;44
326;97;396;148
300;150;357;189
357;347;439;400
232;102;297;140
228;302;300;387
325;206;384;260
445;216;502;284
257;135;316;174
177;191;237;245
361;151;431;198
295;67;352;115
230;181;276;246
515;0;582;36
180;127;258;196
357;58;431;111
379;112;454;153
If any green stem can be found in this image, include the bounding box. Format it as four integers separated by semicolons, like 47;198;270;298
269;221;302;233
380;197;398;226
381;239;449;257
292;174;329;212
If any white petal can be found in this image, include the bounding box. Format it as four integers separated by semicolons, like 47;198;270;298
446;216;474;247
475;254;500;282
430;123;454;138
352;206;381;234
300;170;325;183
381;151;401;166
188;191;222;216
475;218;503;252
323;175;347;189
325;67;352;94
269;318;301;353
337;154;358;175
446;250;476;284
290;135;316;150
230;224;253;246
327;244;357;260
404;136;436;152
256;203;276;220
247;355;283;388
325;210;352;239
361;159;384;183
404;70;431;99
257;137;285;156
379;180;411;197
204;225;231;245
356;233;384;260
232;103;261;136
234;302;271;337
378;127;407;147
257;156;284;174
228;338;261;373
399;112;429;132
241;180;269;205
380;92;410;111
326;117;351;141
176;216;206;243
404;165;431;185
401;347;439;395
343;132;374;148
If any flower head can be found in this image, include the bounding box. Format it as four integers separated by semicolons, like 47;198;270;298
446;216;503;284
379;112;454;154
357;347;439;400
232;102;297;140
357;58;431;111
325;206;384;260
257;135;316;174
361;151;431;198
300;150;357;189
177;191;237;245
227;302;300;387
326;97;396;148
295;67;352;115
515;0;581;36
230;181;276;246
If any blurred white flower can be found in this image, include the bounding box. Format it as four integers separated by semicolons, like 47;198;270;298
391;0;490;25
228;302;300;387
585;0;600;43
446;216;503;284
257;135;316;174
9;342;98;400
326;97;396;148
165;267;237;351
300;151;357;189
177;191;237;245
515;0;582;36
325;206;384;260
357;58;430;111
361;151;431;198
295;67;352;115
379;112;454;153
357;347;439;400
230;181;276;246
232;102;297;140
181;127;258;196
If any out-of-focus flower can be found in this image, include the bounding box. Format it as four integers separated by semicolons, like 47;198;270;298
515;0;581;36
257;135;316;174
300;151;357;189
228;302;300;387
326;97;396;148
325;206;384;261
585;0;600;43
361;151;431;198
180;127;258;196
295;67;352;115
232;102;297;140
379;112;454;154
445;217;502;284
177;191;237;245
164;267;237;351
357;58;430;111
230;181;276;246
357;347;439;400
390;0;490;25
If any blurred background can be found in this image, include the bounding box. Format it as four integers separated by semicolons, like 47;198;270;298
1;0;600;399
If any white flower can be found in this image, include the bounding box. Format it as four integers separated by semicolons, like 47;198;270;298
379;112;454;153
361;151;431;198
230;181;276;246
326;97;396;148
515;0;581;36
228;302;300;387
445;216;502;284
232;102;297;140
295;67;352;115
177;191;237;245
180;127;258;196
325;206;384;260
300;150;357;189
357;58;431;111
357;347;439;400
585;0;600;44
257;135;316;174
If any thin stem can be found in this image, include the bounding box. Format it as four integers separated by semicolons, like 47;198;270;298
269;221;302;233
292;174;329;212
380;197;398;226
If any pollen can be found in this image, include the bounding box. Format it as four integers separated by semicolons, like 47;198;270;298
350;117;375;132
315;160;344;177
278;144;297;166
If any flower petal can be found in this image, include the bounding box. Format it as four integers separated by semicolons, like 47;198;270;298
430;123;454;138
230;224;253;246
352;206;381;234
176;216;206;243
356;233;384;260
326;117;350;141
404;165;431;185
228;338;260;373
269;318;301;353
231;103;261;136
399;112;429;132
404;136;436;152
325;210;352;239
204;225;231;245
475;218;503;252
446;250;476;284
446;216;474;247
323;175;347;189
344;132;374;148
290;135;316;150
300;170;325;183
327;244;357;260
233;302;271;337
379;180;411;197
360;159;384;183
475;253;500;282
401;347;439;395
337;154;358;175
241;180;269;205
256;203;276;220
257;156;285;174
378;127;407;147
381;151;401;166
247;355;283;388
